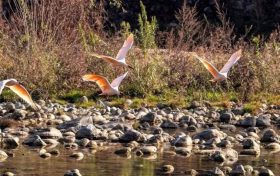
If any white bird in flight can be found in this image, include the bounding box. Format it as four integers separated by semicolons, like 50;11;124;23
0;79;38;110
82;72;128;96
90;34;134;69
193;49;242;82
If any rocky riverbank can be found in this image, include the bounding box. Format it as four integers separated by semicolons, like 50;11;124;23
0;99;280;175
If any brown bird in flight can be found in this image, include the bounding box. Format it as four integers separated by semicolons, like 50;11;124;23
193;49;242;82
0;79;38;110
82;72;128;96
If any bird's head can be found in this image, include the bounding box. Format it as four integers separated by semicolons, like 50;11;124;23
127;64;134;70
117;91;123;96
99;93;106;96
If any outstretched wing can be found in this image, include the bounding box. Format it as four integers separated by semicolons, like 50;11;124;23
116;34;134;61
110;72;128;88
194;55;220;78
82;74;112;92
90;53;123;67
220;49;242;73
0;81;6;94
5;79;38;110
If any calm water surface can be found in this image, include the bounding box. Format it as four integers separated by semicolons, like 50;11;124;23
1;145;280;176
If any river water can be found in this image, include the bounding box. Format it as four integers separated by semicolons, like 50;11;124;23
0;145;280;176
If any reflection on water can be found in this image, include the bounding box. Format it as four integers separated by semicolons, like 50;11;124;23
0;145;280;176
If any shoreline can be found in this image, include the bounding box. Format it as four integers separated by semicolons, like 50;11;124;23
0;100;279;175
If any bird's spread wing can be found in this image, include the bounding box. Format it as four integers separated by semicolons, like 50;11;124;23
116;34;134;61
82;74;112;92
0;81;6;94
90;53;122;66
110;72;128;88
194;55;220;78
5;79;37;109
220;49;242;73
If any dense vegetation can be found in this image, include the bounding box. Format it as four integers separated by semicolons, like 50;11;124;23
0;0;279;110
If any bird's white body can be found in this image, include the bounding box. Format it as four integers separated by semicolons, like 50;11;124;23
211;72;227;82
100;87;120;96
82;72;128;96
194;49;242;82
114;60;128;67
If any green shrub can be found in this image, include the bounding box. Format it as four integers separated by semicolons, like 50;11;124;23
137;1;157;54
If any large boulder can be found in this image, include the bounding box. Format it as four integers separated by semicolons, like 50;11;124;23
119;129;146;143
171;134;192;147
23;135;47;146
36;127;63;139
220;112;234;123
256;114;271;127
230;164;246;176
210;148;238;164
242;137;260;150
76;125;101;140
140;112;162;126
261;129;279;143
239;116;257;127
193;129;226;141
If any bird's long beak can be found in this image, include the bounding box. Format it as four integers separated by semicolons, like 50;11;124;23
127;65;134;70
117;92;124;98
189;52;199;59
